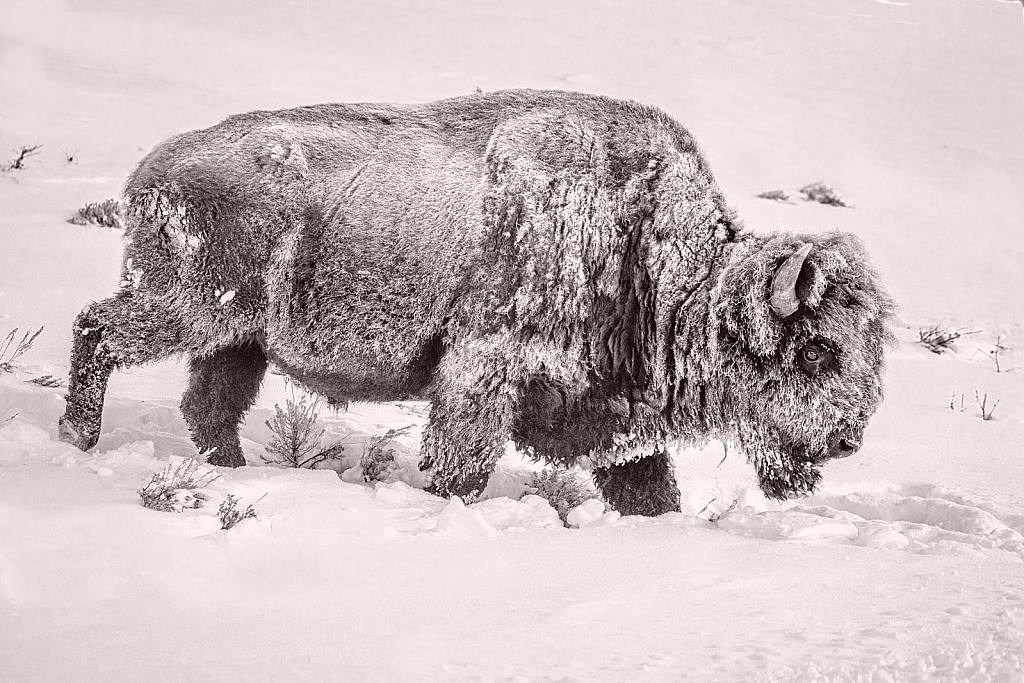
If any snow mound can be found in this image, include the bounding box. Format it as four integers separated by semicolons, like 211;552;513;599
431;497;497;540
719;508;861;542
52;439;170;476
713;489;1024;560
470;495;562;530
566;499;621;528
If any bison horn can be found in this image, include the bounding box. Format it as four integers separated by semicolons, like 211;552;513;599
770;242;813;319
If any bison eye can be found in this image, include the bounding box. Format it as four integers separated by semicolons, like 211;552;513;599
797;339;837;375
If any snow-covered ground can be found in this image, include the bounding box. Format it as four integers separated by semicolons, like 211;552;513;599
2;0;1023;681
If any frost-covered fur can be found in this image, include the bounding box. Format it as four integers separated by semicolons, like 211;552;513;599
58;89;895;515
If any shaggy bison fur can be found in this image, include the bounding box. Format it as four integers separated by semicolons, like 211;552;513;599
58;89;896;515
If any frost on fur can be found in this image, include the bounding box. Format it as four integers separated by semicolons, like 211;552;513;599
58;90;896;515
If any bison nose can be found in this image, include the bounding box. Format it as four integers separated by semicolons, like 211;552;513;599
827;432;862;460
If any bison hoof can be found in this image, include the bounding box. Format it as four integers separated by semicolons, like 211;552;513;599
57;415;98;451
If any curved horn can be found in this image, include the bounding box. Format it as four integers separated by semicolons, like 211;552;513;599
770;242;813;319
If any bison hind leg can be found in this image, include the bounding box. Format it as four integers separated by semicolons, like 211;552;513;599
593;450;681;517
60;293;186;451
181;342;268;467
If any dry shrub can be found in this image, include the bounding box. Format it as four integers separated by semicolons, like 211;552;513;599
799;182;848;207
139;453;220;512
529;467;599;526
68;199;125;228
360;425;413;482
0;327;43;372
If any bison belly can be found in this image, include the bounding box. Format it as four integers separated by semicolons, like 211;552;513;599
264;138;486;403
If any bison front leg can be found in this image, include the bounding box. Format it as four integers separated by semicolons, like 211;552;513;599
593;450;681;517
420;390;517;502
420;339;522;502
180;343;268;468
60;293;186;451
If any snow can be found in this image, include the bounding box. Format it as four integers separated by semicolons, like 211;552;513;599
2;0;1024;681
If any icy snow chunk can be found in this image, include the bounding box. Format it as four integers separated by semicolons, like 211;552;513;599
566;499;621;528
214;287;236;305
471;495;562;530
432;497;497;539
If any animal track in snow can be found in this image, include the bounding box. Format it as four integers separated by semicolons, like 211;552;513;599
718;488;1024;559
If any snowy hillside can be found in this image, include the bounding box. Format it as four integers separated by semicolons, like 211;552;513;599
2;1;1023;681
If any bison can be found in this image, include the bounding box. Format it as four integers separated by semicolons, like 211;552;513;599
58;89;895;516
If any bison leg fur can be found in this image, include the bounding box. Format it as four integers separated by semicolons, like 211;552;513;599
420;393;516;502
420;339;526;501
593;450;682;516
180;343;268;468
60;293;185;451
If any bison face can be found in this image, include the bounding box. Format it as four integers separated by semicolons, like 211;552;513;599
711;232;897;500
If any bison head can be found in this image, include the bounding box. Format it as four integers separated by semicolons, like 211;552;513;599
710;232;896;500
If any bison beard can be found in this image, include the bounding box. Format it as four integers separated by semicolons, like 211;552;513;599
57;89;896;515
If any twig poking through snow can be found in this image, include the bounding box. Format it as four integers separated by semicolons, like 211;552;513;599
974;390;1000;421
4;144;42;171
0;327;44;372
699;498;739;523
988;335;1014;373
708;500;739;524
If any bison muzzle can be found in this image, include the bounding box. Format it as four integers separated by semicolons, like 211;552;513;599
58;89;896;515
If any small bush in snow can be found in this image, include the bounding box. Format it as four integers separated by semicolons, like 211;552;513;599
3;144;42;171
360;425;413;482
529;467;599;526
27;374;64;388
262;387;345;469
799;182;848;207
0;326;44;372
756;189;790;202
138;452;220;512
218;494;262;530
918;324;974;354
68;199;125;229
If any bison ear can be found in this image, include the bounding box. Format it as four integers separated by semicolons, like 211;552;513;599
770;242;813;319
